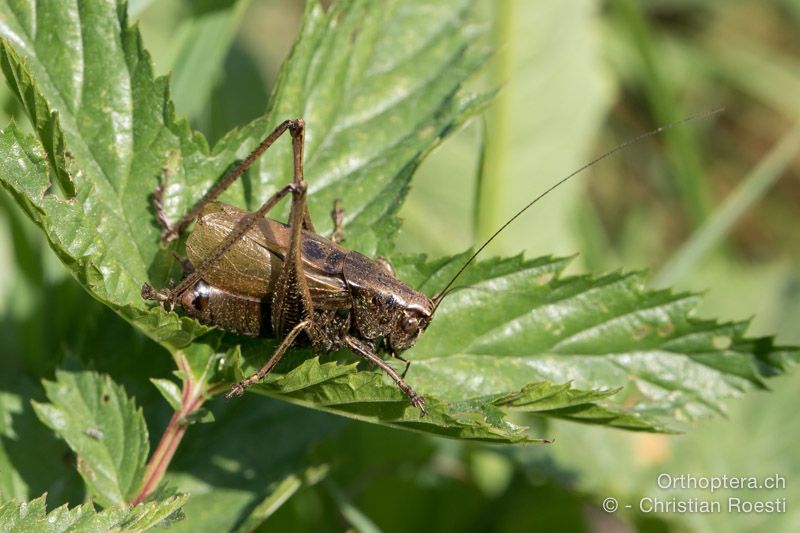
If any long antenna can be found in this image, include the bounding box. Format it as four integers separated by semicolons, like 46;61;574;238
431;108;724;314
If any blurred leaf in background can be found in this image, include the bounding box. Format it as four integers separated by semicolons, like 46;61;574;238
0;0;798;531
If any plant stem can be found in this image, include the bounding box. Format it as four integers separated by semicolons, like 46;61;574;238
474;0;511;245
130;355;205;506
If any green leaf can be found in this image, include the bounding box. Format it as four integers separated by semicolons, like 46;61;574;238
169;0;252;122
0;378;81;504
162;0;491;256
0;0;488;352
397;254;798;426
31;370;149;508
0;3;211;353
166;398;343;532
150;378;182;412
238;355;539;443
0;493;187;532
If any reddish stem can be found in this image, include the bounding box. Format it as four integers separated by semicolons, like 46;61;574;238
130;356;206;506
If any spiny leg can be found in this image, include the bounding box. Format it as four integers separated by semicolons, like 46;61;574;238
158;118;306;244
225;320;310;398
144;119;310;308
345;336;427;416
269;120;319;339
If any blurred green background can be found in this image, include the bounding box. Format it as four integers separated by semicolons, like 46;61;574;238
2;0;799;531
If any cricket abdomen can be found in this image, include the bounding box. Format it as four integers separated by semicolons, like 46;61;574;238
179;280;272;337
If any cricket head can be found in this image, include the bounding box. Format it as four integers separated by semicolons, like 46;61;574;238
385;287;434;353
343;252;434;354
353;278;433;354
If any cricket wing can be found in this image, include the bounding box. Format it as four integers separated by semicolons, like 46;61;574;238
186;202;350;307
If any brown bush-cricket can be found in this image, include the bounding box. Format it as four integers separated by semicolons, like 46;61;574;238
142;112;720;416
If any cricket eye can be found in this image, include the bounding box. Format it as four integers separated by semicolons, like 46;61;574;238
401;314;419;334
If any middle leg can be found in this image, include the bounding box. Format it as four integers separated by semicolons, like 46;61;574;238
225;319;311;399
